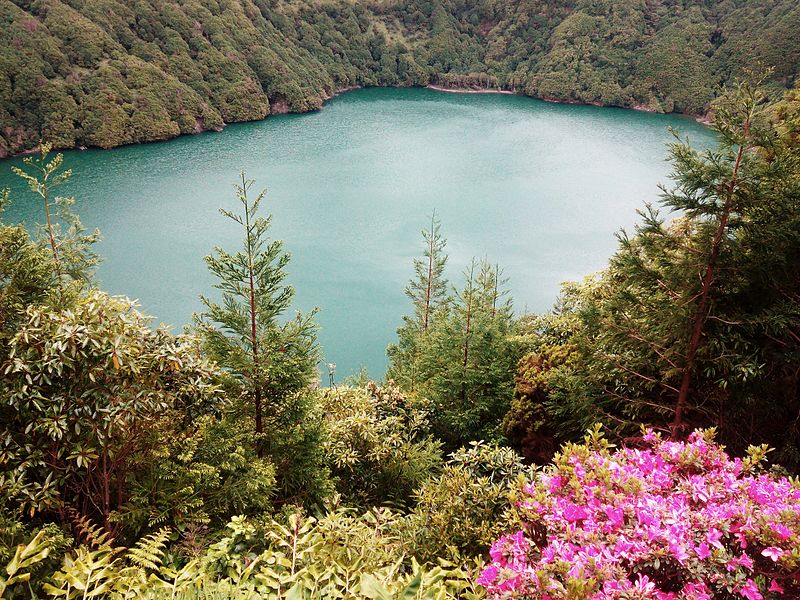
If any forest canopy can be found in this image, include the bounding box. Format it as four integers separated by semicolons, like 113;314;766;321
1;0;799;155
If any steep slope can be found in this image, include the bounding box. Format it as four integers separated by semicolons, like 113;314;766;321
1;0;798;155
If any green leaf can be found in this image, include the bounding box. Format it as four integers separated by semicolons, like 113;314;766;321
360;573;393;600
399;572;422;600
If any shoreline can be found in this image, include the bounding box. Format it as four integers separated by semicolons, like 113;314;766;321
422;85;711;124
1;84;712;159
424;84;515;95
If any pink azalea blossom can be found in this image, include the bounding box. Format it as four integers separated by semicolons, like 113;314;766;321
769;580;785;594
761;546;785;561
477;429;800;599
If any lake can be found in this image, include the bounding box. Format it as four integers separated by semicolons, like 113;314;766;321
0;87;716;380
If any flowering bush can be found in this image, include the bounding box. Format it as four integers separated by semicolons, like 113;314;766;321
478;427;800;599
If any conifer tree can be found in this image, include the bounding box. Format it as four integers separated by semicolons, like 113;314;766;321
197;173;319;461
548;76;800;451
418;258;518;449
666;78;770;437
410;211;449;333
387;212;448;390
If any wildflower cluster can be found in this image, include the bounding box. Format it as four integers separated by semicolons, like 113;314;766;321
478;428;800;599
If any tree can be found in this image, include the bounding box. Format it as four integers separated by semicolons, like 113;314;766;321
12;144;71;272
0;291;222;534
0;190;56;361
387;212;448;390
417;259;519;448
196;173;323;503
11;145;100;283
667;78;770;437
535;78;800;457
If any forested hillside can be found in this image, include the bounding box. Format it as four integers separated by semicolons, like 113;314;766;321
1;0;799;155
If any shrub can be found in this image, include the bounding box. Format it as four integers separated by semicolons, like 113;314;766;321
479;427;800;599
406;441;533;563
321;382;442;507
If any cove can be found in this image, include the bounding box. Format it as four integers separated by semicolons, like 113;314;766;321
0;87;716;380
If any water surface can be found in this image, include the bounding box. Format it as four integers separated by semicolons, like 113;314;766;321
0;88;715;379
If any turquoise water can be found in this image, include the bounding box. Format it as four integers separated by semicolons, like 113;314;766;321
0;88;715;380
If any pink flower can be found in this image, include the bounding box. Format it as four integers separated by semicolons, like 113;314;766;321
563;504;588;522
767;579;785;594
768;580;785;594
633;574;655;593
695;542;710;559
603;506;625;529
727;553;753;572
761;546;785;562
706;528;724;550
477;566;499;587
772;523;792;540
478;430;800;599
738;579;762;600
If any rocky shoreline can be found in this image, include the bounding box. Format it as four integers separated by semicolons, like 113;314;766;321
423;85;710;124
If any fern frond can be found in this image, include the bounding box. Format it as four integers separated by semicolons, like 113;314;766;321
68;509;114;548
126;527;171;571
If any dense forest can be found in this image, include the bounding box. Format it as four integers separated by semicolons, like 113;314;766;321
0;75;799;597
1;0;799;155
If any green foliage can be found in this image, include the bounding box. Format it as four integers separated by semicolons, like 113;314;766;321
0;529;51;597
517;79;800;464
3;513;486;599
503;341;577;463
320;382;441;508
196;173;325;506
1;0;797;154
389;219;520;450
416;259;520;449
405;441;533;563
0;290;223;529
388;212;448;392
119;414;277;536
41;526;171;598
11;144;100;283
0;198;56;361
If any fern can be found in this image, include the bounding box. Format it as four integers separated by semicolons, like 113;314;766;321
0;530;51;596
126;527;170;571
68;510;113;549
43;545;123;598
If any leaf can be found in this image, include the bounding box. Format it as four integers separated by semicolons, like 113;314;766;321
285;581;306;600
360;573;393;600
399;572;422;600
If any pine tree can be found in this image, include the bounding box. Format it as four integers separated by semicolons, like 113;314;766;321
419;258;518;449
387;212;448;390
197;173;319;461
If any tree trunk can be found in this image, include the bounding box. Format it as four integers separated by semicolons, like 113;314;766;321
423;214;435;332
671;122;749;439
460;263;475;403
242;173;263;455
43;190;61;276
